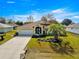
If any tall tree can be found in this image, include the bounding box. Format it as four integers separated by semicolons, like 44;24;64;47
41;16;48;35
61;19;72;26
7;19;14;24
46;14;55;20
46;14;58;24
16;21;23;25
27;15;34;22
41;16;47;22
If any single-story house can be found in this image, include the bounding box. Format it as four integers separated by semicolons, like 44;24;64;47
17;19;55;36
0;23;14;34
66;23;79;34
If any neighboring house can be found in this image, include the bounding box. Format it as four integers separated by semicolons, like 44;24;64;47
17;19;55;36
0;23;13;34
0;18;6;24
66;23;79;34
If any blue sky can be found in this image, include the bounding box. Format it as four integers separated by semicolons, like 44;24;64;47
0;0;79;23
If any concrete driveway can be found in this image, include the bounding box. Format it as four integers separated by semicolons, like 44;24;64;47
0;36;31;59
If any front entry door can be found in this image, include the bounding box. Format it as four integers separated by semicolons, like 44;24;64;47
35;27;41;34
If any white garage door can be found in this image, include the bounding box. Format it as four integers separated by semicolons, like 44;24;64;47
17;30;33;36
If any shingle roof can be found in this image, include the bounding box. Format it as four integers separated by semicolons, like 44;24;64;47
0;23;13;29
17;19;57;30
8;23;18;27
67;23;79;28
17;23;36;30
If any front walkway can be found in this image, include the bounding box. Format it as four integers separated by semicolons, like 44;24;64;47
0;36;31;59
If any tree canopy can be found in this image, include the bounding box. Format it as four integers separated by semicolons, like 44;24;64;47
15;21;23;25
61;19;72;26
48;24;66;38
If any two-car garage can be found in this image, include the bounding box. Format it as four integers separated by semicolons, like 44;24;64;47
17;30;33;36
17;23;35;36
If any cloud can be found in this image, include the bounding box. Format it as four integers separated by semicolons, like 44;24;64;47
73;16;79;18
6;12;43;22
6;10;49;22
51;8;79;23
6;15;28;22
70;16;79;23
52;9;65;14
6;1;16;4
6;8;79;23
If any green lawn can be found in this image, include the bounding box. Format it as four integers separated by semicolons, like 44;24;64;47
0;30;16;45
26;33;79;59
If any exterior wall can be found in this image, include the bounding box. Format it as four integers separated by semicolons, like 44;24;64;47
0;27;13;33
17;23;49;36
4;27;13;32
17;30;34;36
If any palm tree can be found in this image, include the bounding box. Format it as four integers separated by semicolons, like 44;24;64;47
48;24;66;40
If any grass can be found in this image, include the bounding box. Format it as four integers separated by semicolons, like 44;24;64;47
26;32;79;59
0;30;16;45
27;36;53;48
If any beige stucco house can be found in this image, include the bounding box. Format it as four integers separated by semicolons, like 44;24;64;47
17;19;56;36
